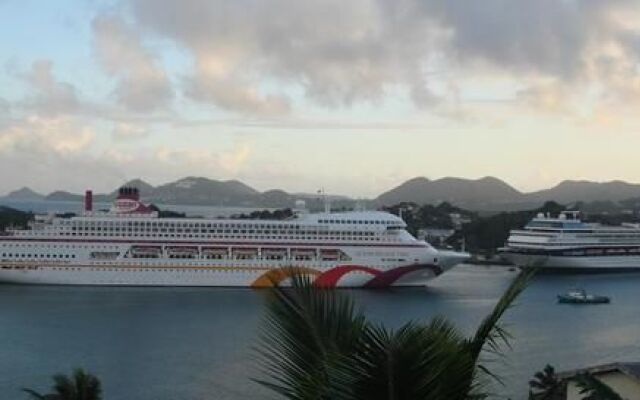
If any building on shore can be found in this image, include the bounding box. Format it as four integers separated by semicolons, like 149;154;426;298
557;362;640;400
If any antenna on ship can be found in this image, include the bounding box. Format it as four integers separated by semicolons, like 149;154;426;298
319;188;331;214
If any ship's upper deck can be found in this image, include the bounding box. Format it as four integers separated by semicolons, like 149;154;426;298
5;189;416;244
507;211;640;249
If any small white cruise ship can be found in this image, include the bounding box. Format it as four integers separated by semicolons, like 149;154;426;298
0;187;469;287
500;211;640;272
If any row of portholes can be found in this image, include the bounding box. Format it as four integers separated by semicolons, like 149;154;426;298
56;233;388;241
46;267;262;273
2;253;75;259
1;243;116;249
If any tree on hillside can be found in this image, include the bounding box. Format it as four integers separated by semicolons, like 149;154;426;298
0;207;33;231
528;365;565;400
255;270;534;400
23;369;102;400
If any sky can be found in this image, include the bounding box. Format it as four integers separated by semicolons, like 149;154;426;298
1;0;640;197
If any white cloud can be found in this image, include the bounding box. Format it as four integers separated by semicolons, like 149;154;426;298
123;0;640;116
185;73;290;115
22;59;80;116
128;0;444;112
111;122;148;141
92;14;173;112
0;116;94;154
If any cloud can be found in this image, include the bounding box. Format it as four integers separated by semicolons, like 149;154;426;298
152;142;253;176
122;0;640;116
111;122;148;141
0;97;9;118
423;0;609;78
0;113;259;194
22;59;80;116
128;0;443;111
0;116;94;154
516;81;573;114
219;143;251;173
0;115;118;194
185;73;290;115
92;14;173;112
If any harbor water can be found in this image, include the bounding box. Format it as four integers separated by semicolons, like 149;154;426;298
1;265;639;399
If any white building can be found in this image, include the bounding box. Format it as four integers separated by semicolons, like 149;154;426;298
558;362;640;400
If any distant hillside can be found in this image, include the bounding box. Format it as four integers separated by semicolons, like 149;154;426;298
45;191;84;202
148;177;261;206
8;175;640;211
5;187;44;201
376;176;524;209
34;177;298;208
526;180;640;204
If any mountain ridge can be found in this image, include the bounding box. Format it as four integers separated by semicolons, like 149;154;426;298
5;176;640;211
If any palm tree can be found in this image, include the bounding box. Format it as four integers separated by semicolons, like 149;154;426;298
22;368;102;400
528;365;565;400
255;269;534;400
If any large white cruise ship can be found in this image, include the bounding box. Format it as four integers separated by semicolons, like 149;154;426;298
500;211;640;272
0;187;468;287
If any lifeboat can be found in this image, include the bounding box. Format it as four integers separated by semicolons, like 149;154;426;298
130;246;162;258
232;248;258;260
261;248;287;260
291;248;316;261
201;247;228;259
319;249;340;261
166;246;198;259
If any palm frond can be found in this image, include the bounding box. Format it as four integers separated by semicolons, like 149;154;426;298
528;365;565;400
254;269;533;400
320;317;477;400
52;374;76;400
469;269;535;360
21;388;48;400
254;272;367;399
70;369;102;400
463;269;535;395
24;369;101;400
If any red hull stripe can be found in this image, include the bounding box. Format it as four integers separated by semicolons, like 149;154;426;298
364;264;442;288
313;265;381;287
0;237;427;249
311;263;442;288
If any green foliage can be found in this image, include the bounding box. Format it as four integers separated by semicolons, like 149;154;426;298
0;206;33;232
232;208;294;220
22;369;102;400
528;365;565;400
382;202;474;236
255;270;534;400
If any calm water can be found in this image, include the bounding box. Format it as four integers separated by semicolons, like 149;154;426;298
1;265;640;400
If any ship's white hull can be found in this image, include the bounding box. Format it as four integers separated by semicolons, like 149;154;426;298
502;252;640;272
0;203;468;287
0;260;445;287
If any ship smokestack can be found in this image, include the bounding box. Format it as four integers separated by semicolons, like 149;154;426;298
85;190;93;212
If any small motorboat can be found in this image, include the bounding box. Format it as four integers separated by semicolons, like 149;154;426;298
557;288;610;304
